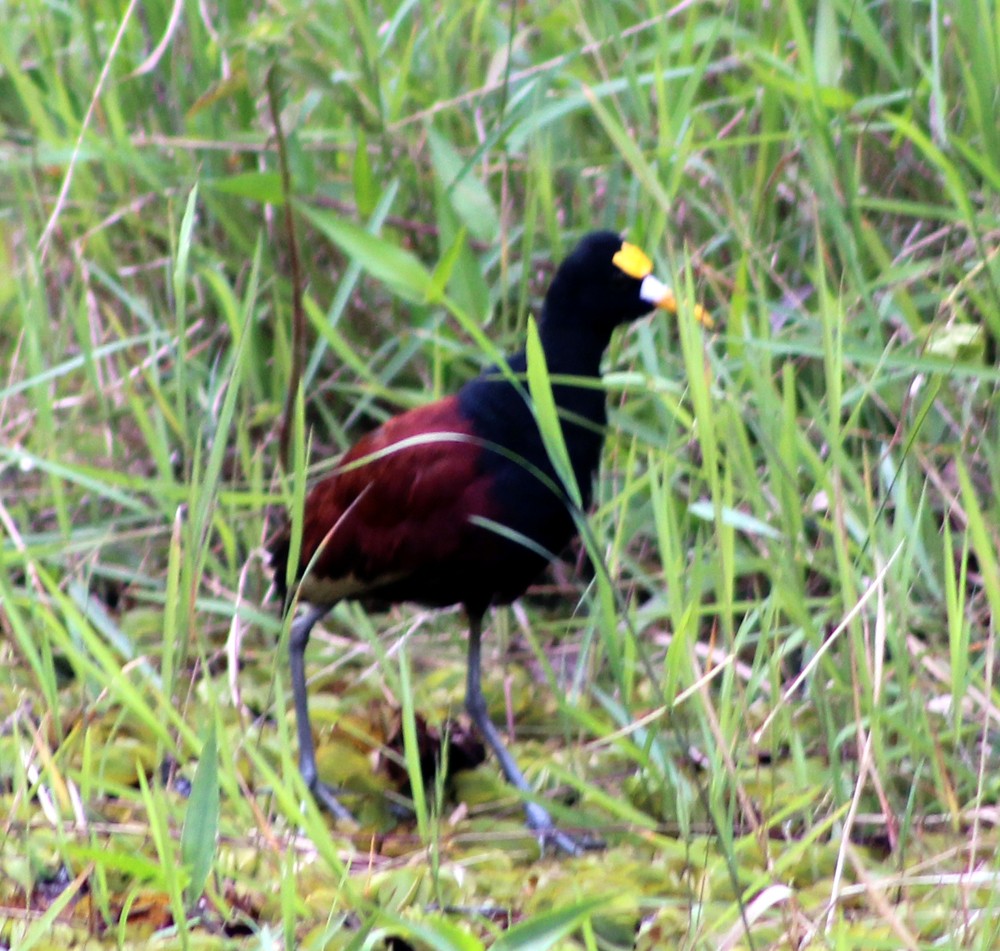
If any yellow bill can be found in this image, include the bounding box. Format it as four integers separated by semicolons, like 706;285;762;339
639;274;714;329
614;240;714;329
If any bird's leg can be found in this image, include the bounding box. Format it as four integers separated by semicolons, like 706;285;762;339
464;610;582;855
289;604;355;822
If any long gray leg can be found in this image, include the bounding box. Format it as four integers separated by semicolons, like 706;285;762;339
289;604;355;822
463;610;581;855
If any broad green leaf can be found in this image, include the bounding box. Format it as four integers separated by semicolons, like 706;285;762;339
814;0;842;87
297;203;432;301
492;897;610;951
427;127;500;242
957;460;1000;629
524;317;581;508
687;500;782;539
427;225;467;303
206;171;285;204
433;180;491;318
181;723;220;906
352;125;377;216
920;322;985;360
387;915;484;951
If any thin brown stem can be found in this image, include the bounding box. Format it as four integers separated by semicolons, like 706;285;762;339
267;66;307;472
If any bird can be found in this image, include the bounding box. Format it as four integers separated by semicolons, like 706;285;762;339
268;230;711;853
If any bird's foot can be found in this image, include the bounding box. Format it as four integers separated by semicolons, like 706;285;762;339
540;825;605;856
525;802;604;856
309;778;357;824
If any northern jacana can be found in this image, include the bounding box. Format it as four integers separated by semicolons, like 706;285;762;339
269;230;710;853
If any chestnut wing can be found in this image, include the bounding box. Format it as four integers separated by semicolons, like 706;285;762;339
293;396;493;604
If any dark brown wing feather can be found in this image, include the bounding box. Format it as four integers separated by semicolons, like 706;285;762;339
269;395;495;606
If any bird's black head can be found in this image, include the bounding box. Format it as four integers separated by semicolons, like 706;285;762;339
542;230;711;335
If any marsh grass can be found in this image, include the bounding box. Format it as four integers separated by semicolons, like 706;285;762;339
2;0;1000;947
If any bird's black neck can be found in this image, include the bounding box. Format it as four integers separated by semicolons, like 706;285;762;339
458;309;612;509
536;302;611;380
531;307;611;433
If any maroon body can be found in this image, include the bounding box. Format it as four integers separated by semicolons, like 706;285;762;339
270;391;564;616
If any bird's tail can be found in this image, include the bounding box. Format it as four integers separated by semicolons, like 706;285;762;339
265;523;294;615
